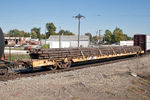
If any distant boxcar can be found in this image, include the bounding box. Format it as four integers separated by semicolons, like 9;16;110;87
134;34;150;52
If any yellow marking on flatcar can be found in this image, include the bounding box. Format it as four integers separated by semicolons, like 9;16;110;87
141;51;144;53
31;59;55;67
72;51;144;63
64;58;69;62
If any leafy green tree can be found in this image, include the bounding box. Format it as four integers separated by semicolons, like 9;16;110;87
113;28;125;43
58;29;74;35
40;34;46;39
31;27;41;40
8;29;23;37
58;30;65;35
42;44;50;48
85;33;92;42
104;30;112;43
31;30;37;39
92;36;99;42
123;34;133;40
7;29;31;37
63;30;74;35
4;33;9;37
24;32;30;37
46;22;56;38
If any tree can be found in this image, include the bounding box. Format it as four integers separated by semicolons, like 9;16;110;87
85;33;92;42
92;36;99;43
46;22;56;38
58;29;65;35
113;27;124;43
123;34;132;40
104;30;112;43
58;29;74;35
31;27;41;40
7;29;31;37
42;44;50;48
8;29;23;37
4;33;9;37
31;30;37;39
40;34;46;39
63;30;74;35
24;32;30;37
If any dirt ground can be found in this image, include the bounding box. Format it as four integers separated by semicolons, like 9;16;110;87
0;54;150;100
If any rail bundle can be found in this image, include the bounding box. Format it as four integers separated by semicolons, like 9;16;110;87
29;46;142;59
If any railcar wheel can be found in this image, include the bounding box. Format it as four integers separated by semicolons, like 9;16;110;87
50;65;58;71
135;53;139;57
59;61;72;69
53;61;72;69
0;68;8;77
65;61;72;69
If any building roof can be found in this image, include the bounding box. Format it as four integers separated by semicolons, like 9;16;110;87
5;37;22;39
47;35;89;41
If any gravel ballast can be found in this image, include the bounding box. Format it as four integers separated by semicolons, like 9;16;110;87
0;55;150;100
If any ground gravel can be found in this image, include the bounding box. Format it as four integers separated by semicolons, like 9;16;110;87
0;54;150;100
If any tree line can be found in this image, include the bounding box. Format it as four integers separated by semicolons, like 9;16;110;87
85;27;132;44
4;22;75;40
104;27;132;44
4;22;132;44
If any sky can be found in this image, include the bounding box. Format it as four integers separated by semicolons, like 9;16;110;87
0;0;150;36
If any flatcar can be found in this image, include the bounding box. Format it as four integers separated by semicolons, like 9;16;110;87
25;46;143;70
0;27;145;76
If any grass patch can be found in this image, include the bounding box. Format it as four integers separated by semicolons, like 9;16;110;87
7;54;30;61
5;47;24;50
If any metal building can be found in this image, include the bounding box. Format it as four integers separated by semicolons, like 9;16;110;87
41;35;89;48
119;41;134;46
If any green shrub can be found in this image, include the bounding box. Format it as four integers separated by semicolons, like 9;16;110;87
42;44;50;48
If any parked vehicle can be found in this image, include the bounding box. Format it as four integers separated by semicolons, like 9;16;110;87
24;46;32;50
14;44;21;47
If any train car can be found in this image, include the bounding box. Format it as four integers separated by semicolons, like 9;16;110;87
134;34;150;52
0;28;5;59
26;46;144;70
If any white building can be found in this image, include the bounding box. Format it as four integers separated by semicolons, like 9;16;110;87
119;41;134;46
41;35;89;48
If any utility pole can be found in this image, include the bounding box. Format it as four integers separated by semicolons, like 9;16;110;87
99;30;102;42
59;26;61;48
45;27;46;45
95;30;98;45
98;30;102;47
73;13;85;47
96;30;98;36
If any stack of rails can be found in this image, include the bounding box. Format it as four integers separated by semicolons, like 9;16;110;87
29;46;142;60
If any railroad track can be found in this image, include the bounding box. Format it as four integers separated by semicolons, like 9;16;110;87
0;54;145;82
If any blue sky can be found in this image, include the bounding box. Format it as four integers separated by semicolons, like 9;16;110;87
0;0;150;36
